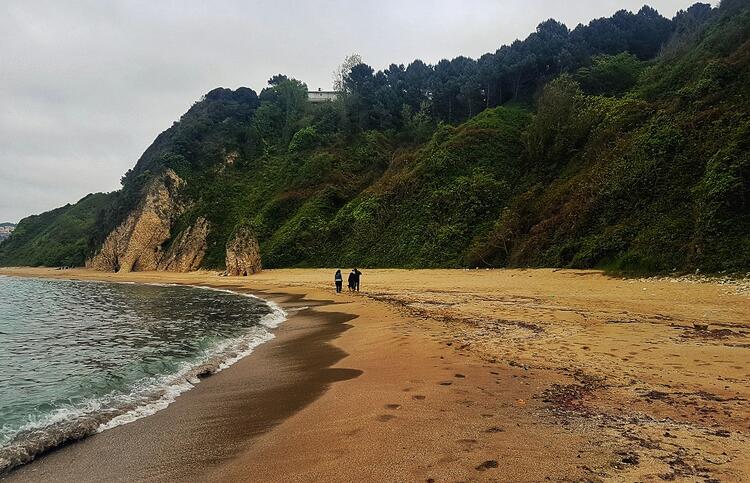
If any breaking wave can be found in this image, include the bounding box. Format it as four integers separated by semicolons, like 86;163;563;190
0;278;286;474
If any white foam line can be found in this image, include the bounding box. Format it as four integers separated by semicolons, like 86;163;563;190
0;276;287;449
95;286;287;432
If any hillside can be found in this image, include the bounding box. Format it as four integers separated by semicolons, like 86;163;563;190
0;194;114;266
1;1;747;274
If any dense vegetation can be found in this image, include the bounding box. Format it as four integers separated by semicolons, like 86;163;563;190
1;1;748;274
0;193;114;266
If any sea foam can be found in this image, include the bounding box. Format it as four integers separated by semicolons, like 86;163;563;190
0;277;287;475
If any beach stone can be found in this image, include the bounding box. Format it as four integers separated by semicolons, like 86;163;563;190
476;460;499;471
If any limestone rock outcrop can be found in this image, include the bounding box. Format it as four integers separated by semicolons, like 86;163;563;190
157;217;210;272
87;170;197;272
225;227;262;276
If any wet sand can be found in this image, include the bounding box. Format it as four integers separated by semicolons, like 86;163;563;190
1;267;749;481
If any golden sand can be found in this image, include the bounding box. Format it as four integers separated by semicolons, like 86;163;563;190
2;267;748;481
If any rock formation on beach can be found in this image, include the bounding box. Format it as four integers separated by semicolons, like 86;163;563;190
225;227;262;276
158;217;210;272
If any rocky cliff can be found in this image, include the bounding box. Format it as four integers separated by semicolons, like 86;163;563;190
85;168;264;275
158;217;210;272
87;170;209;273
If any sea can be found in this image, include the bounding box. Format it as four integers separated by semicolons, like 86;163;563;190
0;275;285;474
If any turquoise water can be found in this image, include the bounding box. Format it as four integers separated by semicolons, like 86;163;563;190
0;276;285;473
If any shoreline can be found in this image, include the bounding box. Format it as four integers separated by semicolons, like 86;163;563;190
0;275;289;476
1;267;749;481
2;270;361;482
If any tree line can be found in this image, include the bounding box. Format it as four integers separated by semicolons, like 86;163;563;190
153;3;715;160
338;4;713;132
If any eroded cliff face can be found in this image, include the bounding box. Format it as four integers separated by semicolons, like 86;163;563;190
86;168;265;274
87;170;209;273
225;227;262;276
158;217;209;272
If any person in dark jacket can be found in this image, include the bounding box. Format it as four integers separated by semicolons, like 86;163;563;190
353;268;362;292
334;269;343;293
347;269;356;291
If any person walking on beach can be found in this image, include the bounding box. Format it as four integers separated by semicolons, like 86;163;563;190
353;268;362;292
348;269;356;292
334;269;343;293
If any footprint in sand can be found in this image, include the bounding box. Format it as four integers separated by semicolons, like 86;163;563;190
412;395;426;400
384;404;401;410
376;414;396;422
454;373;466;378
457;439;479;451
439;381;453;386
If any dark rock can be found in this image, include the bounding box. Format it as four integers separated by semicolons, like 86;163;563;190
476;460;499;471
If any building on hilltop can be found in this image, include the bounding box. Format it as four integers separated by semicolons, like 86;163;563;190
307;88;339;103
0;223;15;243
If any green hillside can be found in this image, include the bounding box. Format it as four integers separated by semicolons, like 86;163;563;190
472;3;750;273
1;1;748;274
0;193;115;267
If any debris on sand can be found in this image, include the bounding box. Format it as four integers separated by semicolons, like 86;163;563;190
476;460;499;471
541;371;604;412
612;451;640;469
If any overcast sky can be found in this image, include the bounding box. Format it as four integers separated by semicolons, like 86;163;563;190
1;0;708;223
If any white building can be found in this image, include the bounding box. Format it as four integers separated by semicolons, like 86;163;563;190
0;224;15;242
308;88;339;103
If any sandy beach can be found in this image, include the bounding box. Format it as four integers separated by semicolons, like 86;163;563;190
1;267;749;482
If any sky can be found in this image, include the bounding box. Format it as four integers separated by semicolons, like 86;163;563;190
1;0;709;223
